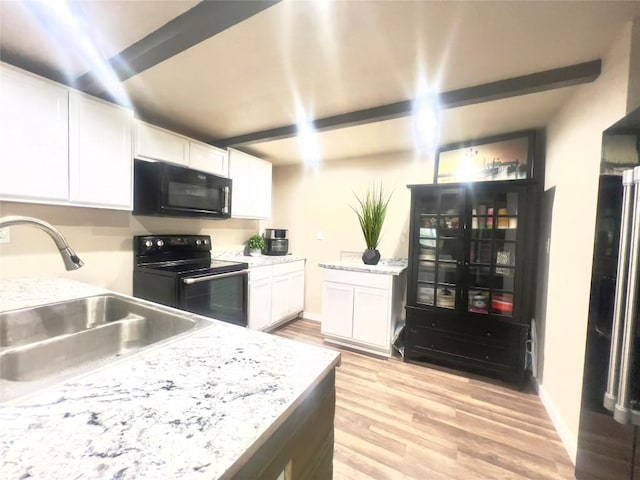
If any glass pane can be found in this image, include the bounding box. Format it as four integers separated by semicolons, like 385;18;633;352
495;242;516;268
470;240;492;265
491;292;513;316
418;193;438;215
436;285;455;309
493;228;518;241
469;266;491;289
437;262;457;285
417;283;434;305
441;193;460;214
438;215;460;234
419;246;436;261
493;267;516;292
468;289;489;314
438;238;459;261
418;261;435;283
420;215;438;229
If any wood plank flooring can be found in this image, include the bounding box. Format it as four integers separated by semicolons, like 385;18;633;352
274;319;575;480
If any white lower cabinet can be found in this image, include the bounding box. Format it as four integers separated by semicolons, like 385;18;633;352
321;268;406;357
248;260;305;331
248;274;272;331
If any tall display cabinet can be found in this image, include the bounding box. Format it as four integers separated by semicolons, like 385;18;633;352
404;132;540;385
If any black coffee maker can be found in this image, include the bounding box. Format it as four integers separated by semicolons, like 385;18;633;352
264;229;288;256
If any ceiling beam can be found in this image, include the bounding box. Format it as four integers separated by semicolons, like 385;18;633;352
216;59;601;147
75;0;280;95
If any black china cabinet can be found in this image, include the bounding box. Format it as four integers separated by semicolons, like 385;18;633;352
404;180;538;385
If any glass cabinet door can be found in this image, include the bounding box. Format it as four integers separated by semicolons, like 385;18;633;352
415;188;463;310
467;189;519;317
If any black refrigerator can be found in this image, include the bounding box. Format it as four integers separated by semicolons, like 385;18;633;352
576;167;640;477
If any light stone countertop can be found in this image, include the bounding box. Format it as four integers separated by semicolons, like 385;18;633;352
0;277;340;479
318;259;408;275
212;252;305;267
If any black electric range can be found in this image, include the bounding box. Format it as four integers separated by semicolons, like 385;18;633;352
133;235;249;327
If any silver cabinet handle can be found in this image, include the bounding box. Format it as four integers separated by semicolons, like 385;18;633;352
183;269;248;284
604;169;635;411
614;166;640;424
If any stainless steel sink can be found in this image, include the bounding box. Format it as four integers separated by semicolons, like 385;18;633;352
0;294;212;403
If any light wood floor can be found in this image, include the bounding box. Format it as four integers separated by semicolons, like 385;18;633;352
274;319;575;480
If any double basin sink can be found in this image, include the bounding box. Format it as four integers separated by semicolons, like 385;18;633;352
0;294;212;403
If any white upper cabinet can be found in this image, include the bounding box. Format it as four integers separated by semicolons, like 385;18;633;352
134;120;229;177
134;120;189;166
189;141;228;177
228;148;272;219
0;64;69;202
68;91;134;209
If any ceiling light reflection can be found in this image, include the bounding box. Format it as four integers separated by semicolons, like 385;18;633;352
21;0;131;107
413;89;441;156
296;113;320;170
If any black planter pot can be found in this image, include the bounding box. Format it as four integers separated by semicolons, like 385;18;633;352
362;248;381;265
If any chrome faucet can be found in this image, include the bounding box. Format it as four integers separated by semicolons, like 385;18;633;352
0;216;84;270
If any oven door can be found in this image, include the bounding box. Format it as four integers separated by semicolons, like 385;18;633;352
179;269;248;326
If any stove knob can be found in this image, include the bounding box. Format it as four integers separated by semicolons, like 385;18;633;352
203;239;208;245
195;239;202;246
156;240;164;247
144;240;153;249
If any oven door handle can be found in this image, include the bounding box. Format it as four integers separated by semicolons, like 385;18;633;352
183;269;249;284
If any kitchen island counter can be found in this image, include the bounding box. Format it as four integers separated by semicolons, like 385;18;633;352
0;278;340;479
319;258;407;275
212;253;305;267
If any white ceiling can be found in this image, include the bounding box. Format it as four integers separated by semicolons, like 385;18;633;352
2;0;639;166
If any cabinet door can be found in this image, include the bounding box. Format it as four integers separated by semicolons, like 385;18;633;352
253;156;272;219
321;282;354;338
352;286;390;348
413;187;464;310
271;274;290;324
249;278;272;330
0;64;69;202
466;186;523;318
134;121;188;166
189;141;228;177
228;148;272;219
68;91;133;209
288;270;305;316
228;148;253;217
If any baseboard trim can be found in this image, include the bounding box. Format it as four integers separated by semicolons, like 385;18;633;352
537;383;577;465
302;311;321;322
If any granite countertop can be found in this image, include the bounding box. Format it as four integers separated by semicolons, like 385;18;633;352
212;252;305;268
318;259;408;275
0;277;340;479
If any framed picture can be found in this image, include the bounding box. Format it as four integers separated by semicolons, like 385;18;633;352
435;131;535;184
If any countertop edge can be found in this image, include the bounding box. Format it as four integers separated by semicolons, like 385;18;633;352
221;353;341;478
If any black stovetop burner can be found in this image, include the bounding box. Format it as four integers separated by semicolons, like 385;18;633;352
133;235;248;276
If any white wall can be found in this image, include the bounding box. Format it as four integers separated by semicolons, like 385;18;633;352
272;151;434;317
539;22;633;463
0;201;258;295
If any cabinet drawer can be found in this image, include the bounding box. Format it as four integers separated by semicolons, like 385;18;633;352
406;306;523;344
249;265;272;282
405;326;518;367
272;260;304;277
323;268;391;290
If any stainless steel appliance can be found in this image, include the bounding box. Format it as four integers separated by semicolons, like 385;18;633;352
133;159;231;219
576;108;640;480
133;235;248;327
264;228;288;256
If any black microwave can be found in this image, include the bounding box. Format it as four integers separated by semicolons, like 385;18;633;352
133;159;232;219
